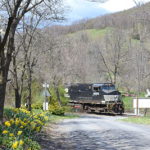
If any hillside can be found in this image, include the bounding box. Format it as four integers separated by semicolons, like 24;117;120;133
47;2;150;37
36;2;150;93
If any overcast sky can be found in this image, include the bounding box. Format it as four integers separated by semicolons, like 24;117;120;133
63;0;150;24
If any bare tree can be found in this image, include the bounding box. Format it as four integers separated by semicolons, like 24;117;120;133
11;16;42;110
0;0;64;120
92;29;129;85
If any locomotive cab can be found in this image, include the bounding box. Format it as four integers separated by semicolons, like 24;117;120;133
92;84;101;96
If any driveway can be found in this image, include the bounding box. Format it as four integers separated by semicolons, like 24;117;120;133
39;114;150;150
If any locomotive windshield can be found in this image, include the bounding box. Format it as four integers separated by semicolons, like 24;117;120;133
101;84;115;91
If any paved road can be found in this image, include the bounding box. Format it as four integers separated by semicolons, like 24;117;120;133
40;114;150;150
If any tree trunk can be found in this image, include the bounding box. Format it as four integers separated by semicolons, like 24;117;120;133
13;53;22;108
0;82;6;121
27;87;32;111
15;89;21;108
27;69;32;111
56;87;62;106
0;48;8;121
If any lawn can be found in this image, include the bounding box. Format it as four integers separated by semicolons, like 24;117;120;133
121;116;150;125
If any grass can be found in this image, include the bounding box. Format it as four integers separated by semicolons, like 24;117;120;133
32;109;79;123
122;96;133;112
86;27;112;39
67;27;112;39
48;113;79;123
121;116;150;125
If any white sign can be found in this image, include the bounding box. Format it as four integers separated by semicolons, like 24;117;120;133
133;98;150;108
42;90;51;97
42;83;49;88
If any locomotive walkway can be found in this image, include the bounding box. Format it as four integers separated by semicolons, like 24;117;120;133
39;114;150;150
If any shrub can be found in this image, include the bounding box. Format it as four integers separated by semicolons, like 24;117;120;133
32;103;43;110
48;84;69;115
1;108;49;150
49;102;65;115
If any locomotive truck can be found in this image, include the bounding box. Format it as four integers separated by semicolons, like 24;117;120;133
66;83;124;114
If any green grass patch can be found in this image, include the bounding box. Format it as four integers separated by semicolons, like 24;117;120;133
48;113;79;123
121;116;150;125
32;109;44;114
86;27;111;39
122;96;133;112
67;27;112;39
31;109;79;123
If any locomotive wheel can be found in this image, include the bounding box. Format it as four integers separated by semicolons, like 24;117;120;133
112;104;118;113
118;105;124;115
86;107;91;113
85;106;93;113
113;104;124;115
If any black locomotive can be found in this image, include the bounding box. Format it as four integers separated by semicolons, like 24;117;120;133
67;83;124;114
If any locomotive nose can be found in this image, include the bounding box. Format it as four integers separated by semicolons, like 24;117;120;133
104;95;119;101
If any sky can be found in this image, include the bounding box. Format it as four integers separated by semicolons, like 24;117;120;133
63;0;150;24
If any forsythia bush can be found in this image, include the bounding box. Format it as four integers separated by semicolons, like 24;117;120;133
49;102;65;115
31;103;43;110
48;85;69;115
0;108;49;150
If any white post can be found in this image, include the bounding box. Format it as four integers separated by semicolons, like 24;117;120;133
134;98;140;115
45;83;47;111
136;98;138;115
43;83;50;111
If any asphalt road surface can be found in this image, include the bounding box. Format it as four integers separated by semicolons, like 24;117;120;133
40;114;150;150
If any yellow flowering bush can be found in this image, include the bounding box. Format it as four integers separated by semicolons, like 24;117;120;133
2;130;8;134
0;108;49;150
9;133;14;137
17;131;23;136
12;141;19;149
5;121;11;127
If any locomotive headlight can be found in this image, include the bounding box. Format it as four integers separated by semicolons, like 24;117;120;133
104;95;118;101
65;88;69;93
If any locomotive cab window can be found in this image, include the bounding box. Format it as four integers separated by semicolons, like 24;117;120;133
93;86;100;92
102;84;115;91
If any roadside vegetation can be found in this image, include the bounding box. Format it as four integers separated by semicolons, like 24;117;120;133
0;108;48;149
1;84;78;150
0;82;79;149
48;114;79;123
122;96;133;113
121;116;150;125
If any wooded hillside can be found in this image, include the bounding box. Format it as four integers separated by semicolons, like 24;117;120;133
30;2;150;93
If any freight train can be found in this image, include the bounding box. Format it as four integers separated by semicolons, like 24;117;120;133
66;83;124;114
